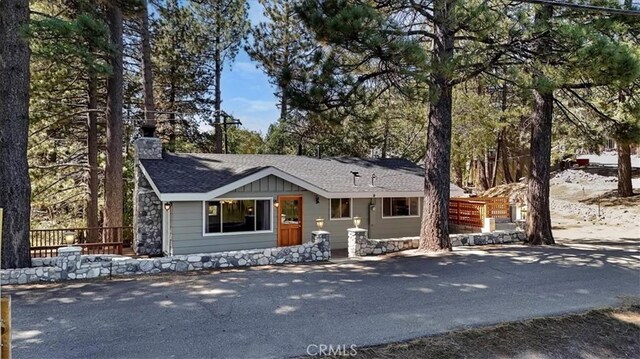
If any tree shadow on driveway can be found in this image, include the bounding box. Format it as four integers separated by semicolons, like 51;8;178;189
5;240;639;358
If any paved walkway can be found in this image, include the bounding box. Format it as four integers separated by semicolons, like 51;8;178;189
6;239;639;358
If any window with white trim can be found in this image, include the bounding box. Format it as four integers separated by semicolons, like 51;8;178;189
330;198;351;219
382;197;419;217
205;199;271;234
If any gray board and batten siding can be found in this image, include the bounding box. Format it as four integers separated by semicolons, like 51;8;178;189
168;175;422;255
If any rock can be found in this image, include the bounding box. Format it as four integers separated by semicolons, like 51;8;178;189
139;260;154;272
175;261;188;272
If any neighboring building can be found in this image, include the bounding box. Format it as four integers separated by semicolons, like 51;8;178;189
133;137;464;256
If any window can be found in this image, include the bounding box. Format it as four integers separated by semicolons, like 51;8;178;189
382;197;419;218
330;198;351;219
204;199;271;234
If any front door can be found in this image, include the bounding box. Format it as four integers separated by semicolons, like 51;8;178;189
277;195;303;247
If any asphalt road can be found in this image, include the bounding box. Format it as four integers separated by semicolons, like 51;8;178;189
6;241;639;359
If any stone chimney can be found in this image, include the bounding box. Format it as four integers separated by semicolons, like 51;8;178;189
134;137;163;160
133;136;163;256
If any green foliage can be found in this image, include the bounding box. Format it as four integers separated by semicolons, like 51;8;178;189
28;0;112;227
246;0;317;122
150;0;216;150
192;0;249;68
226;127;265;154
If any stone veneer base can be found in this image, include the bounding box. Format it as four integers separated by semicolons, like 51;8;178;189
1;232;331;285
348;228;526;257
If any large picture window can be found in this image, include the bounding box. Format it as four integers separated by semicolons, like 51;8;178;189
205;199;271;234
382;197;419;218
330;198;351;219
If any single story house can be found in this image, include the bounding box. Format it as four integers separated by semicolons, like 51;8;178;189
133;137;464;256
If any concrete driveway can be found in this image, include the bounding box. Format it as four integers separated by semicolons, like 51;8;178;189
6;240;639;359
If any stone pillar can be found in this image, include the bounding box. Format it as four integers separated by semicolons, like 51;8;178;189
347;228;368;257
133;137;163;256
311;230;331;260
56;246;82;279
482;217;496;233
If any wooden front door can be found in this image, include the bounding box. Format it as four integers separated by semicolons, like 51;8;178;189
277;195;303;247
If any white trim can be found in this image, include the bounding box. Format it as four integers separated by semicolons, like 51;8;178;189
201;197;274;237
162;203;172;256
139;164;163;199
381;197;421;219
328;197;353;221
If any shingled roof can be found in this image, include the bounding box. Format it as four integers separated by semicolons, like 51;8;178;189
140;153;464;199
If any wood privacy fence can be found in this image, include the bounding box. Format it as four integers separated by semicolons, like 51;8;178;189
470;197;511;220
449;197;511;227
449;199;487;227
29;226;133;258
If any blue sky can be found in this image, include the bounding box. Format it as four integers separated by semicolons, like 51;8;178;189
219;1;278;135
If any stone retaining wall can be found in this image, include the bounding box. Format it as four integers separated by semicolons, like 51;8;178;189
2;231;330;285
348;228;525;257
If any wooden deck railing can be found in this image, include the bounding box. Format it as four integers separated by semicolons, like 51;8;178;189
30;226;133;258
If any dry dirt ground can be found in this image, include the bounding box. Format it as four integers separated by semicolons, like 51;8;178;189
338;303;640;359
549;169;640;250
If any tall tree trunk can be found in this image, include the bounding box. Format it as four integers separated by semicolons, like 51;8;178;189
478;158;490;190
104;3;124;233
167;74;176;152
502;142;514;183
419;0;454;252
453;163;464;188
86;74;99;242
527;89;555;245
381;116;390;158
0;0;31;268
280;87;288;123
491;135;503;188
617;142;633;197
526;5;555;245
499;82;514;183
213;35;223;153
140;0;156;135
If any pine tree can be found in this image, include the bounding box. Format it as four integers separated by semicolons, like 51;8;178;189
28;1;111;236
192;0;249;153
151;0;215;152
515;4;640;244
246;0;316;125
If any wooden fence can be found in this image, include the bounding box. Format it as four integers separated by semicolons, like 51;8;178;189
449;197;511;227
449;199;487;227
470;197;511;220
30;226;133;258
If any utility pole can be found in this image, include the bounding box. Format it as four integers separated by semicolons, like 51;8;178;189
215;110;242;154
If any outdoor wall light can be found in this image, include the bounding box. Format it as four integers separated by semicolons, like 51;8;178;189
315;195;320;204
369;204;376;212
316;218;325;230
164;202;172;211
273;201;279;208
353;216;361;228
64;231;75;246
